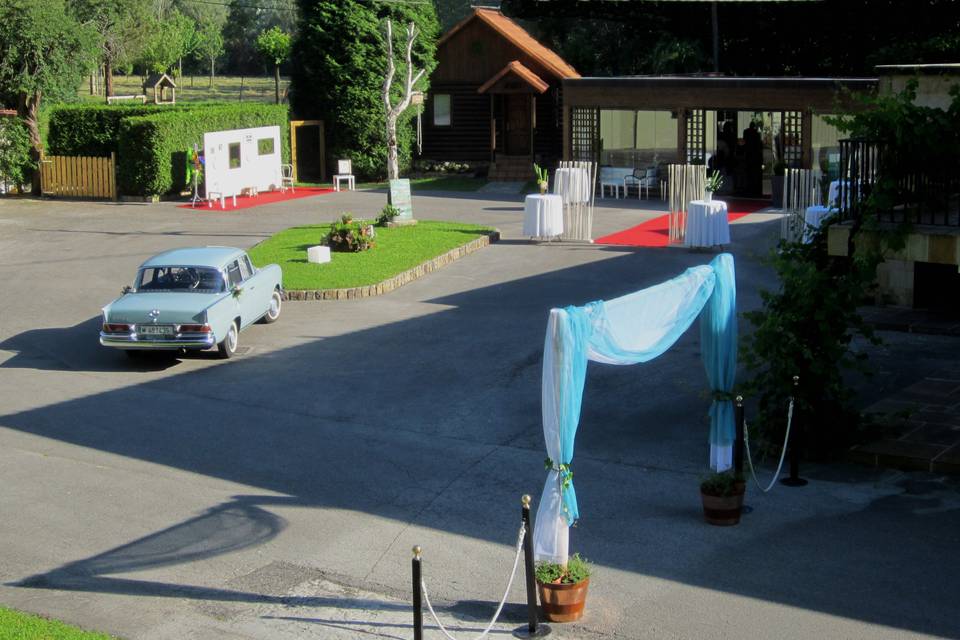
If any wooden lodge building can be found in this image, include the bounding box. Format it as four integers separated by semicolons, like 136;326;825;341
421;8;877;195
419;8;580;181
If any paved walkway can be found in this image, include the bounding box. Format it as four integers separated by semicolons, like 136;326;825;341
0;192;958;640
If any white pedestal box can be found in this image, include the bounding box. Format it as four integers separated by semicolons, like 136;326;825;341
307;245;331;264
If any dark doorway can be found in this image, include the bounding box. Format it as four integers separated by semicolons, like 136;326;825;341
294;124;323;183
914;261;960;313
504;94;531;156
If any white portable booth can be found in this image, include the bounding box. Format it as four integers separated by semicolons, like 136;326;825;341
203;125;282;207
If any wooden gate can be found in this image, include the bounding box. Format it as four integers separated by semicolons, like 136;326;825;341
40;153;117;200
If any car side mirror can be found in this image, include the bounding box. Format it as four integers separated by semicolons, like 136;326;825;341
122;285;133;295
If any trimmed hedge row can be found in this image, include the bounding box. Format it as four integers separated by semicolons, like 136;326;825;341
117;104;289;196
47;104;172;156
48;103;289;196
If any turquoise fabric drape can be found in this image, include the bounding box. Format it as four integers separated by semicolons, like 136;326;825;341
700;254;738;450
545;254;736;527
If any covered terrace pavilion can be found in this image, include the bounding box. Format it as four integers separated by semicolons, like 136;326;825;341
560;75;877;201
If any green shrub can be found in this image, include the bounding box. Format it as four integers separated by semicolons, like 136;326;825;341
535;553;591;585
376;204;400;226
324;213;375;252
47;104;170;156
0;117;34;190
117;103;290;196
699;471;744;497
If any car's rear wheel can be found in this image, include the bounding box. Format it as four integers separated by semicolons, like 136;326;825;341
262;290;282;324
217;321;239;359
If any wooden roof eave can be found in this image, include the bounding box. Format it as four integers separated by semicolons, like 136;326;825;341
478;61;550;94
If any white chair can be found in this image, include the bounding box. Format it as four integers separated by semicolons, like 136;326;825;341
624;167;659;200
281;164;294;193
599;167;632;199
333;159;355;192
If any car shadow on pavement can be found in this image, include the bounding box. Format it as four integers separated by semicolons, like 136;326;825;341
3;223;960;638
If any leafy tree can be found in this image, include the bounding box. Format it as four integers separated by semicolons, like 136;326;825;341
181;1;228;88
69;0;152;97
256;26;292;104
0;117;33;192
0;0;95;191
137;10;195;75
290;0;438;179
223;0;297;76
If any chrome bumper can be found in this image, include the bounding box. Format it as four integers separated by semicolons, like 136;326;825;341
100;332;216;350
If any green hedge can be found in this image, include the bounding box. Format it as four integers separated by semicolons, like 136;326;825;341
47;104;172;156
113;104;290;196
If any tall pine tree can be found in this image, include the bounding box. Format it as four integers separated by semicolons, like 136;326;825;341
290;0;437;179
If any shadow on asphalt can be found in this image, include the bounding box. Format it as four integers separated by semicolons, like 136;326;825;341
3;217;960;638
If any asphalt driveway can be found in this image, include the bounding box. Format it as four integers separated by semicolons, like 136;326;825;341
0;191;958;639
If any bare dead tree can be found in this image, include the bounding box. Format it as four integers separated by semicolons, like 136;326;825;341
382;19;424;181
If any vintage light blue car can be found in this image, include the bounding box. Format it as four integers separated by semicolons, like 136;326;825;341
100;246;283;358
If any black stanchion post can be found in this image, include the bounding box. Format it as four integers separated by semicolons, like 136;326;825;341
734;395;745;476
780;375;808;487
412;545;423;640
514;494;551;638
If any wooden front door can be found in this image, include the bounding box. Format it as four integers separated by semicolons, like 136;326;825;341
504;94;531;156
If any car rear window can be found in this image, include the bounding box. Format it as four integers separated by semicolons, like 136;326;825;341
137;267;224;292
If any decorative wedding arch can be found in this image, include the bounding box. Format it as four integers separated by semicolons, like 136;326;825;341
533;254;737;564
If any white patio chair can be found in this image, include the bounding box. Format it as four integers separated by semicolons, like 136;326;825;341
280;164;294;193
333;159;355;192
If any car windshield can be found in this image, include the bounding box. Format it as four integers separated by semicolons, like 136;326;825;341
136;266;224;292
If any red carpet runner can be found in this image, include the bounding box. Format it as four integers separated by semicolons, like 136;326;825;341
177;186;334;211
595;199;768;247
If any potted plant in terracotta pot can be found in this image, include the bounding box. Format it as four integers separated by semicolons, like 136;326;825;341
535;553;591;622
700;470;745;526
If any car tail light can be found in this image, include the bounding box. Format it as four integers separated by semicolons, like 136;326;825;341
103;323;132;333
178;324;212;333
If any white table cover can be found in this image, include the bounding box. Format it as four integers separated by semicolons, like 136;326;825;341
553;167;591;204
523;194;564;238
803;205;834;243
828;179;856;209
685;199;730;247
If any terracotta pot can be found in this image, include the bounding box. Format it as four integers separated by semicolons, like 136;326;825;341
701;486;745;526
537;577;589;622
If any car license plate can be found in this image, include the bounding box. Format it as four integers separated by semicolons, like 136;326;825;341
138;325;174;336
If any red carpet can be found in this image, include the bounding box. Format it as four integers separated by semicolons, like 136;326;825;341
178;186;334;211
595;198;768;247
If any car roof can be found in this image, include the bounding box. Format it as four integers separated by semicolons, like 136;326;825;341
140;246;245;269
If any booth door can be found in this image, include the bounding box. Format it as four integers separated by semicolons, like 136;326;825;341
504;94;531;156
295;124;323;182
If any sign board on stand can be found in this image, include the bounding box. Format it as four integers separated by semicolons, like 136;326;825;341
388;179;414;220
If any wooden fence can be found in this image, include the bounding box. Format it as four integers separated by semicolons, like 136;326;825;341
40;153;117;200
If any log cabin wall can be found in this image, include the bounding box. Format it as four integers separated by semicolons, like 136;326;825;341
419;11;575;166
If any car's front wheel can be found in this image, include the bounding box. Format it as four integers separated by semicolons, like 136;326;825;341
262;290;282;324
217;321;239;359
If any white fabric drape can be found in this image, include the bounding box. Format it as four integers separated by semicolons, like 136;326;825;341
533;255;737;566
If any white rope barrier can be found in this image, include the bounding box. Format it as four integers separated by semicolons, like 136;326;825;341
743;399;794;493
420;525;526;640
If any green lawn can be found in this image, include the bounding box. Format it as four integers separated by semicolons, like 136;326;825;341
248;220;495;290
0;607;115;639
79;75;288;104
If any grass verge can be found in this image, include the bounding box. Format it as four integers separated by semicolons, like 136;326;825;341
248;220;496;290
0;606;115;639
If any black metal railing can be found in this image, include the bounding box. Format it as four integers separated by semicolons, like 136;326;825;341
838;138;960;226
